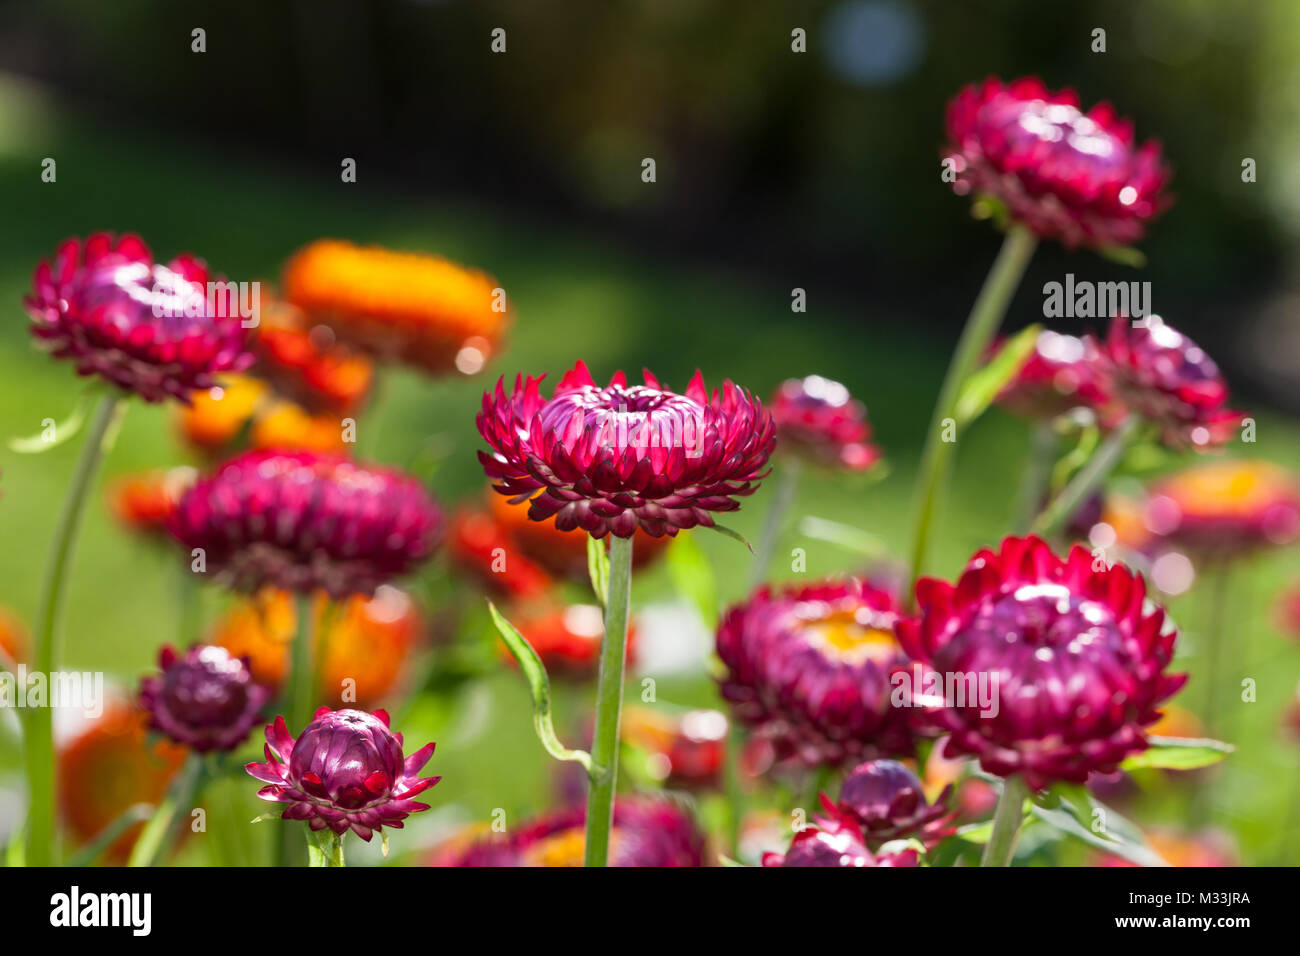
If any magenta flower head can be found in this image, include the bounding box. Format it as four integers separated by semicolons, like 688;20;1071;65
898;535;1187;790
477;360;774;538
434;796;703;867
246;707;438;841
762;809;920;868
769;375;880;471
994;330;1114;422
836;759;954;845
945;77;1171;250
139;644;268;752
1098;316;1242;449
168;450;443;599
25;232;254;402
716;579;916;769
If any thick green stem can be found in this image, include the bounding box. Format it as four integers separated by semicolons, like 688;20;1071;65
906;226;1038;608
1030;416;1141;539
583;534;634;867
981;774;1030;867
747;458;801;591
725;722;747;859
277;592;317;867
308;829;346;866
23;393;123;867
127;753;204;867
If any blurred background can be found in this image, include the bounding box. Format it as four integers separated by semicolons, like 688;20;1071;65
1;0;1299;865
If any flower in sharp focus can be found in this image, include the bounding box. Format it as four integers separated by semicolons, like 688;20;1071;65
26;232;254;402
478;361;775;538
835;759;955;845
769;375;880;471
431;797;703;866
994;330;1115;421
252;298;374;417
106;468;196;539
1143;460;1300;557
139;644;269;752
898;535;1186;790
761;810;920;867
282;239;508;374
944;76;1171;249
1098;315;1243;450
168;450;443;599
716;579;917;769
210;586;420;706
246;707;438;841
59;700;186;862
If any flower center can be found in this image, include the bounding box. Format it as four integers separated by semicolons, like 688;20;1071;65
966;583;1121;652
539;385;706;458
801;609;899;665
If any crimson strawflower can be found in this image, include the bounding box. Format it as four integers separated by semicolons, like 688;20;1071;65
139;644;269;752
945;77;1171;249
762;809;920;867
995;330;1114;421
246;707;438;841
25;232;254;402
168;450;443;599
769;375;880;471
836;759;954;845
716;579;917;768
1098;315;1242;449
477;361;774;537
898;535;1187;790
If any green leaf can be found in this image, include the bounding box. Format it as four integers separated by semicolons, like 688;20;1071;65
586;534;609;608
1032;784;1168;866
1120;736;1234;771
487;602;594;777
797;516;886;557
67;803;154;867
955;323;1042;425
8;392;92;453
665;531;719;627
955;821;994;845
708;523;754;553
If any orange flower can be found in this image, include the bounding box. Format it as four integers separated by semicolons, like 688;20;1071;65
253;299;374;417
175;375;268;453
1146;459;1300;555
487;488;671;579
500;603;637;678
251;401;349;454
105;467;196;537
0;606;27;666
448;509;555;600
282;240;508;373
210;586;420;706
59;702;186;862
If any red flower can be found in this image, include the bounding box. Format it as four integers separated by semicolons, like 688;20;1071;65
898;536;1186;790
477;361;774;537
139;645;269;752
252;299;374;417
716;579;917;768
25;233;254;401
106;468;196;538
502;603;637;678
945;77;1171;249
246;707;438;841
168;450;443;598
762;808;920;867
995;330;1115;421
835;759;954;846
769;375;880;471
1099;316;1242;449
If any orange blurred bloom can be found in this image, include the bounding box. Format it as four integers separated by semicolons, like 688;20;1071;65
448;509;555;600
176;375;269;453
253;298;374;417
251;401;349;454
621;706;728;787
1145;459;1300;555
210;586;420;707
282;240;509;374
0;606;27;666
59;702;186;862
105;467;196;537
1095;829;1237;867
501;603;636;678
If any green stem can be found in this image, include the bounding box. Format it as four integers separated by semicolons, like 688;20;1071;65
127;753;204;867
1030;416;1140;539
747;457;801;591
177;559;201;645
277;592;317;867
725;722;747;860
307;829;346;866
906;226;1038;608
583;534;634;867
981;774;1030;866
22;393;123;867
1015;421;1058;533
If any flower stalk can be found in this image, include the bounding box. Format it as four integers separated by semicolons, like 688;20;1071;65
748;457;801;590
276;593;317;867
23;393;124;867
906;226;1037;606
981;774;1030;867
584;534;634;867
128;752;205;867
1031;415;1141;538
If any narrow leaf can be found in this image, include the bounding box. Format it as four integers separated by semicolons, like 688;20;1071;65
1120;736;1234;771
586;534;609;608
709;523;754;553
956;323;1042;425
487;602;594;777
797;516;886;557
